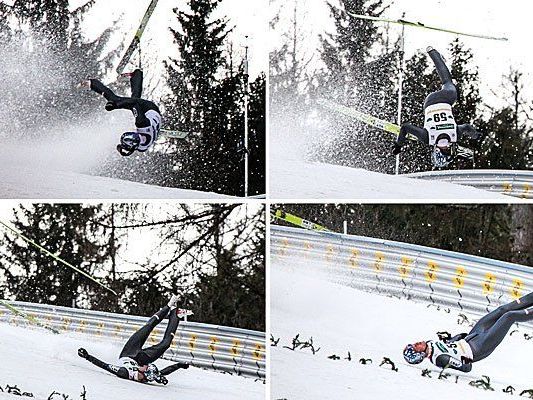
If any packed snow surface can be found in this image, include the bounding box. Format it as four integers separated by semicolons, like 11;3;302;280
271;261;533;400
270;152;509;200
0;323;264;400
0;121;228;199
0;165;228;199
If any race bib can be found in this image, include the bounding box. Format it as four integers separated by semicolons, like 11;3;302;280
424;103;457;145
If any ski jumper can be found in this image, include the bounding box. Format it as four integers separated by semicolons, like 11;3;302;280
89;69;161;152
429;292;533;372
81;306;186;382
396;48;477;149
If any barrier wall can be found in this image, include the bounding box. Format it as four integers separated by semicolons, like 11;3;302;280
0;301;265;380
271;226;533;322
406;170;533;199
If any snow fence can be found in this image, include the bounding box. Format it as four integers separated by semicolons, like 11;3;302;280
0;301;266;381
406;170;533;199
271;226;533;323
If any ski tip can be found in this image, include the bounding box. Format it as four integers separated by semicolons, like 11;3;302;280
426;46;434;53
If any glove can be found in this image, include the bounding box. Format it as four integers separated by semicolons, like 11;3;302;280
392;143;402;156
78;348;88;359
178;363;190;369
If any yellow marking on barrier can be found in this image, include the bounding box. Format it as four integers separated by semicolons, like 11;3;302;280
522;184;531;199
398;257;413;278
231;340;242;356
373;252;385;272
349;249;360;269
114;324;123;337
209;337;219;354
510;279;524;299
425;262;439;283
303;241;313;258
77;320;87;333
253;343;265;361
279;239;290;256
96;322;105;336
62;317;72;330
503;183;513;194
325;245;335;261
482;273;497;294
454;267;467;288
188;334;198;350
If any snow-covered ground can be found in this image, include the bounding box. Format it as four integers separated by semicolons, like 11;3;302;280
0;132;229;199
0;165;228;199
0;323;264;400
270;152;509;200
271;261;533;400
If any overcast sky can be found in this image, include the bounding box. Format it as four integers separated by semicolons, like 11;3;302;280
76;0;268;79
271;0;532;108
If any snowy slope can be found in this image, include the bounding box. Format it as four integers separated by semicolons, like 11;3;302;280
271;262;533;400
0;323;264;400
0;120;229;199
0;165;228;199
270;152;509;200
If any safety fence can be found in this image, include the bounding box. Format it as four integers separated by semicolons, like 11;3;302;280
405;169;533;199
0;301;265;380
272;226;533;324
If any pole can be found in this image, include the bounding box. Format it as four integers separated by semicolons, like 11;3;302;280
395;20;405;176
244;37;250;197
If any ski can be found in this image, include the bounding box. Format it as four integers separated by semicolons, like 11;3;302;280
271;209;333;233
0;300;60;335
116;0;160;74
317;98;474;159
347;13;508;42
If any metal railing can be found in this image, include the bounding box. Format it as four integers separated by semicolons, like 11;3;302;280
271;226;533;323
0;301;265;380
406;170;533;199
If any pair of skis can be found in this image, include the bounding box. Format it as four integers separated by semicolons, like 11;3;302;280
271;209;333;233
317;98;474;160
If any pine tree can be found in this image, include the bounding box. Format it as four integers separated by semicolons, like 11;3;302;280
478;69;533;169
161;0;253;196
0;204;111;307
317;0;387;103
248;73;266;196
189;206;265;330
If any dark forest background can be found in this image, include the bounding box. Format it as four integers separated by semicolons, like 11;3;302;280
270;0;533;173
272;204;533;266
0;0;265;196
0;204;265;331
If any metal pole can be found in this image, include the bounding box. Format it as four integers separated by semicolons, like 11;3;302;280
244;38;250;197
395;18;405;176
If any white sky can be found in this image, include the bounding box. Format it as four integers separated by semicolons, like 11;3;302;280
271;0;533;108
77;0;268;79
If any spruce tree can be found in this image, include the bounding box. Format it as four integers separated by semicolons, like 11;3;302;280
162;0;254;196
310;0;399;173
248;73;266;196
478;70;533;169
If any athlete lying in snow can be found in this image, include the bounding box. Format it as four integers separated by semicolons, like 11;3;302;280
403;291;533;372
78;295;188;384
